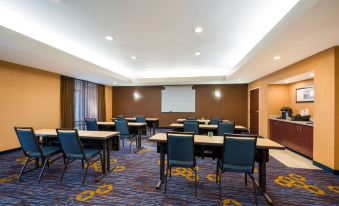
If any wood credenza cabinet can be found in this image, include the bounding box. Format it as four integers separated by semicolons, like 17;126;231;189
269;119;313;158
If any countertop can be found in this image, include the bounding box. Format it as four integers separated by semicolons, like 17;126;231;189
269;117;313;127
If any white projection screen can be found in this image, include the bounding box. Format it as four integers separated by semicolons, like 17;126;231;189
161;86;195;112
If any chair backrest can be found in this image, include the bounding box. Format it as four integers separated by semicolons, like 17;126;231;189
56;129;84;157
115;120;129;136
217;122;235;136
85;118;98;131
210;117;222;125
167;132;195;163
186;116;197;120
136;115;146;123
183;121;199;134
222;135;257;172
116;115;125;121
14;127;41;155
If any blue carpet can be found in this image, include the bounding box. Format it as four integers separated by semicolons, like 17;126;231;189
0;130;338;206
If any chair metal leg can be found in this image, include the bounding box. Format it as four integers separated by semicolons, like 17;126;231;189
169;167;172;179
249;174;258;206
245;173;248;186
219;170;222;201
81;159;84;169
193;168;197;198
129;139;133;152
164;166;168;194
82;161;89;185
38;157;49;183
17;157;30;182
60;159;69;183
122;139;125;148
216;162;219;183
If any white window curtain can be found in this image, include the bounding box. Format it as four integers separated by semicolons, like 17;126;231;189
74;79;98;129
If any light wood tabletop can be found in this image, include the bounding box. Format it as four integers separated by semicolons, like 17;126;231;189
98;122;147;127
111;117;159;121
35;129;119;140
169;123;247;130
149;133;285;150
176;119;230;124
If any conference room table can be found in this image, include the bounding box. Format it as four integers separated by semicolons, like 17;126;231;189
149;133;285;205
34;129;119;180
176;118;232;124
111;117;160;135
97;121;147;152
169;123;249;134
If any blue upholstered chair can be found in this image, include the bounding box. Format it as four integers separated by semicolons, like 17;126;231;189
116;115;125;121
136;115;146;123
210;117;222;125
14;127;62;183
186;116;197;120
216;134;258;205
85;118;98;131
184;121;199;135
165;132;197;197
115;120;136;152
56;129;102;185
217;122;235;136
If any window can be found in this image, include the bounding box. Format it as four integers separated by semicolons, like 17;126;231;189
74;79;98;129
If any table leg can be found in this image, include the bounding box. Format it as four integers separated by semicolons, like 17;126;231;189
134;126;144;153
95;138;116;182
156;142;165;189
106;138;111;171
255;149;273;205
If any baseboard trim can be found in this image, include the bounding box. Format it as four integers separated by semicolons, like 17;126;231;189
313;161;339;175
0;147;21;156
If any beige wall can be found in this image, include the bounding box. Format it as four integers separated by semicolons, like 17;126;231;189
105;86;113;121
0;60;61;152
249;47;338;170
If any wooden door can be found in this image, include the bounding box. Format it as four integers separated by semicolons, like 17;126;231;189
250;88;259;135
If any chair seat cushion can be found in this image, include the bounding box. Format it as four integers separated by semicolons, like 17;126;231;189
223;164;252;173
29;146;61;158
169;160;194;168
68;149;101;160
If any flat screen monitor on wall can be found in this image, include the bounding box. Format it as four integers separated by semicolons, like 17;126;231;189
161;86;195;112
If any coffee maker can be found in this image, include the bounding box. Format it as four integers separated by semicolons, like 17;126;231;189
280;107;293;119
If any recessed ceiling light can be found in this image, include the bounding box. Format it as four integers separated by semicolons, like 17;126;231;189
113;81;117;85
238;78;242;82
130;56;136;60
105;36;113;41
195;65;199;68
273;56;281;60
310;73;315;77
194;52;201;56
194;27;203;33
285;80;290;83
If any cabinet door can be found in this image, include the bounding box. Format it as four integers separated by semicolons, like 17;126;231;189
299;125;313;158
287;123;298;151
269;120;276;140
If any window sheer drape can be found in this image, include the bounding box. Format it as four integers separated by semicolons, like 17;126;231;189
74;79;98;129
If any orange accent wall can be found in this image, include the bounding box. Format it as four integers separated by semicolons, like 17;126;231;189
249;47;338;170
0;60;61;152
267;79;314;117
288;79;314;116
105;86;113;121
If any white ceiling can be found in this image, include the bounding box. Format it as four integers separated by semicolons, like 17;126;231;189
0;0;338;86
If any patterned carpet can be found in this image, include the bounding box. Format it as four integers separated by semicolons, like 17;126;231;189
0;130;338;206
